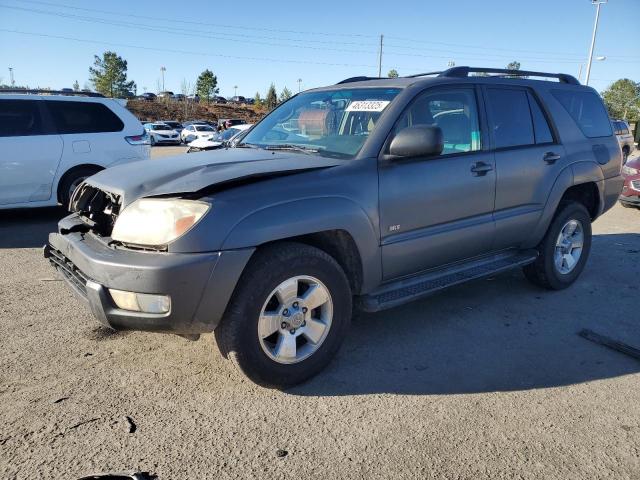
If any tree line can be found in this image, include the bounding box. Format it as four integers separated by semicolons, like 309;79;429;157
14;50;636;123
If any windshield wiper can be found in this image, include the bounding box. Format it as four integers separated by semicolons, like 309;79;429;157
236;142;259;149
263;144;319;154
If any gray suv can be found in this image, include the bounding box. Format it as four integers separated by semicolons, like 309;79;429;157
45;67;624;388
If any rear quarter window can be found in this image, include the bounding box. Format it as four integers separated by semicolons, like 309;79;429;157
45;100;124;134
551;90;612;138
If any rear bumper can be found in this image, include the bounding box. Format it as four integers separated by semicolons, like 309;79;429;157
45;230;253;334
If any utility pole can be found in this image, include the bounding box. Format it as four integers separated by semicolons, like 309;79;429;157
585;0;607;86
8;67;14;86
377;34;384;77
297;78;302;92
160;66;166;91
234;85;238;97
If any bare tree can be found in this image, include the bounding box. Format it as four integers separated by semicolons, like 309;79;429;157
181;78;194;119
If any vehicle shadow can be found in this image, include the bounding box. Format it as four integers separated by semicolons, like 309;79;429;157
0;207;66;249
290;233;640;396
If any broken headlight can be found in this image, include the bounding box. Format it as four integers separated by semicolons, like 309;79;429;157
111;198;210;247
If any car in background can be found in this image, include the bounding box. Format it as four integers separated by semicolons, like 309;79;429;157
160;120;184;133
245;98;255;105
172;93;186;101
218;118;246;129
139;92;156;101
187;124;252;152
613;119;635;162
0;90;150;209
187;94;200;102
213;96;227;104
229;96;247;104
620;156;640;209
143;122;181;146
158;91;174;99
180;123;217;143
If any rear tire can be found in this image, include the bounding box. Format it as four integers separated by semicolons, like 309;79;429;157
214;242;352;388
523;202;592;290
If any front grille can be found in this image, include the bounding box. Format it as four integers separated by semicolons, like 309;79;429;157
631;180;640;191
47;247;89;298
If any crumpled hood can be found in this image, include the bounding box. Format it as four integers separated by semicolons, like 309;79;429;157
86;148;343;207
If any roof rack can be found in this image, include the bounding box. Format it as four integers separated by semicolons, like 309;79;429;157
408;66;580;85
0;88;105;97
336;76;382;84
404;71;444;78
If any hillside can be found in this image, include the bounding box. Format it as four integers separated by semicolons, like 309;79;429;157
126;99;268;124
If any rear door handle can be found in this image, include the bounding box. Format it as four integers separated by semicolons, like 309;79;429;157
470;161;493;176
543;152;561;164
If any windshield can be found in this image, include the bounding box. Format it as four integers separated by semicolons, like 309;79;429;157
152;124;171;131
195;125;214;132
240;87;400;159
164;122;181;128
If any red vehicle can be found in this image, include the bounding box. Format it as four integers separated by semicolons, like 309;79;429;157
620;156;640;209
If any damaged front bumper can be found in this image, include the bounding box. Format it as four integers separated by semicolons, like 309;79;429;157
44;216;253;334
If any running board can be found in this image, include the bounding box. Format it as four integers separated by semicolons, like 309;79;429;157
359;250;538;312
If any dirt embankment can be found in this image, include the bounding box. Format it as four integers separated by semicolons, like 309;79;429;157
126;99;268;124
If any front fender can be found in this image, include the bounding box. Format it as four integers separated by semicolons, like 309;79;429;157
222;196;382;292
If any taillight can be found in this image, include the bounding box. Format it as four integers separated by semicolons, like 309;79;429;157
125;131;151;145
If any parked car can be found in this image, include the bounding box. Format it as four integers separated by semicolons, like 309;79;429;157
158;91;174;99
218;118;245;128
159;120;184;133
245;98;255;105
229;96;247;104
180;123;217;143
45;66;623;388
0;91;149;209
612;119;635;163
187;124;252;152
187;94;200;103
620;156;640;209
143;122;181;146
213;96;227;104
139;92;156;101
172;94;186;101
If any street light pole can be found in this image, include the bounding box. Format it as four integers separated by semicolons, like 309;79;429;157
234;85;238;97
297;78;302;93
160;66;166;91
585;0;607;86
8;67;14;86
377;34;384;77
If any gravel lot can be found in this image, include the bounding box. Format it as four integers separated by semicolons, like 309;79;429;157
1;149;639;478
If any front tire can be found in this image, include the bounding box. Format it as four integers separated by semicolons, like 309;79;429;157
214;242;352;388
523;202;592;290
59;166;100;209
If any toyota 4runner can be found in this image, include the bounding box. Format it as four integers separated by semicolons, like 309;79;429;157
45;67;624;388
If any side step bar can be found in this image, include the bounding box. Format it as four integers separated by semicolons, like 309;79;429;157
359;250;538;312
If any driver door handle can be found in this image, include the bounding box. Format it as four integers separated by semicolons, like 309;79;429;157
470;161;493;176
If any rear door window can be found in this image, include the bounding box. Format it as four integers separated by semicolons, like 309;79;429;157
0;99;44;137
486;88;535;149
551;90;612;138
45;100;124;134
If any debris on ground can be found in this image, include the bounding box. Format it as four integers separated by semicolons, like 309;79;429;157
124;416;137;433
78;472;157;480
276;449;288;458
578;329;640;361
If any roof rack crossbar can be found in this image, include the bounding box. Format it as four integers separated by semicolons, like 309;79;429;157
0;88;105;97
404;71;444;78
438;67;580;85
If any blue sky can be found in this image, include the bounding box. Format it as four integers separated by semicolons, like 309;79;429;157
0;0;638;97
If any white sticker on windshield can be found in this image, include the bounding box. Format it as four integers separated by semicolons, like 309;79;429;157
346;100;390;112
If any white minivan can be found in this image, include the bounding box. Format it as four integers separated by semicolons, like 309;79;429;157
0;91;150;209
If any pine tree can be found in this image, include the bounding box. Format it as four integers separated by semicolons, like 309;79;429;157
89;51;136;98
266;83;278;109
195;69;219;103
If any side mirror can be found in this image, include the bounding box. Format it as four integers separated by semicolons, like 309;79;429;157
388;125;444;159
